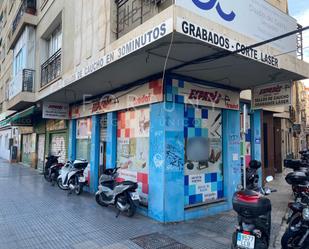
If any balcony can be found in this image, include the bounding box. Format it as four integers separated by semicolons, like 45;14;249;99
41;49;62;87
9;0;37;49
7;69;36;111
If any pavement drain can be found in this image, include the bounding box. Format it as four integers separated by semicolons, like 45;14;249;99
131;233;192;249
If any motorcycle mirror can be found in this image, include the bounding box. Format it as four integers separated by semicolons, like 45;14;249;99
266;176;274;183
265;187;272;195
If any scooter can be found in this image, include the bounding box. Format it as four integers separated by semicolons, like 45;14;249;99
95;167;140;217
57;159;88;195
43;155;64;185
231;176;276;249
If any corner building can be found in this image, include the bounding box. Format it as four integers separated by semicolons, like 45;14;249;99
0;0;308;222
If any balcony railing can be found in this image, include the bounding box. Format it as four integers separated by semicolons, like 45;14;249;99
12;0;37;35
8;69;34;100
41;49;62;87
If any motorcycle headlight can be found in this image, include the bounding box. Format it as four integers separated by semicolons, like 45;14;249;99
302;208;309;221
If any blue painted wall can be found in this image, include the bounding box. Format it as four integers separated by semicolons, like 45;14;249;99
149;102;185;222
251;110;263;186
222;109;241;208
68;119;76;161
106;112;117;169
90;115;100;193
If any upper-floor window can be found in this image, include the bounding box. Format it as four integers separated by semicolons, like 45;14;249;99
14;49;24;76
48;26;62;57
115;0;173;38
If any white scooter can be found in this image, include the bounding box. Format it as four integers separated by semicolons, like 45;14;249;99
57;159;88;195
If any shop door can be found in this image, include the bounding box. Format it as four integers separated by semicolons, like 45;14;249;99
274;118;282;173
37;134;45;172
99;115;107;178
22;134;32;166
99;142;106;177
262;112;275;179
50;133;67;163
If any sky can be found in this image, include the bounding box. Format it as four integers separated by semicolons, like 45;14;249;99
289;0;309;62
289;1;309;85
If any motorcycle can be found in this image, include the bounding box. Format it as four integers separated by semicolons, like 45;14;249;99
281;170;309;249
95;167;140;217
231;176;276;249
43;155;64;184
57;159;88;195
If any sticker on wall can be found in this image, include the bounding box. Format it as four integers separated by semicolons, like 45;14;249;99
184;105;224;206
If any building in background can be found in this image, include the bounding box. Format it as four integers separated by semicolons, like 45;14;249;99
0;0;308;222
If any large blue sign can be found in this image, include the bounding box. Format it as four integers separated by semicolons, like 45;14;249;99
192;0;236;22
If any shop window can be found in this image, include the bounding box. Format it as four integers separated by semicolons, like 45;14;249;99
76;118;92;161
184;106;223;207
117;107;150;206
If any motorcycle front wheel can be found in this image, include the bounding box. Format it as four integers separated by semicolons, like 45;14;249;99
95;193;108;207
43;170;52;182
281;229;308;249
57;178;69;190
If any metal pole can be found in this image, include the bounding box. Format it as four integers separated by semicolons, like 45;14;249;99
243;104;247;189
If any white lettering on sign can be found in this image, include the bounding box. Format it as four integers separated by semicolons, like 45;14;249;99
177;18;280;68
252;82;291;109
64;19;173;89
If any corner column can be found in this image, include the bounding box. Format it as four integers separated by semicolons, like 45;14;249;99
149;102;185;222
222;109;241;208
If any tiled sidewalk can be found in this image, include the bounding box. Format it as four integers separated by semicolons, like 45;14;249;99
0;160;291;249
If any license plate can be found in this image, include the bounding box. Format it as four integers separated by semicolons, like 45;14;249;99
237;233;255;249
79;176;86;182
130;192;140;200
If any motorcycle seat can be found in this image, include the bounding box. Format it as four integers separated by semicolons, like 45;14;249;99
116;181;138;190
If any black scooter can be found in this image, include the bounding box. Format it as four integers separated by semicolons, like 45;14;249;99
43;155;64;185
281;168;309;249
232;160;276;249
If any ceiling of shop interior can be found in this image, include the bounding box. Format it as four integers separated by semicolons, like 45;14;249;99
43;33;304;105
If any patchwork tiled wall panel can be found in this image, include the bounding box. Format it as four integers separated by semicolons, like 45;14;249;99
117;107;150;206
